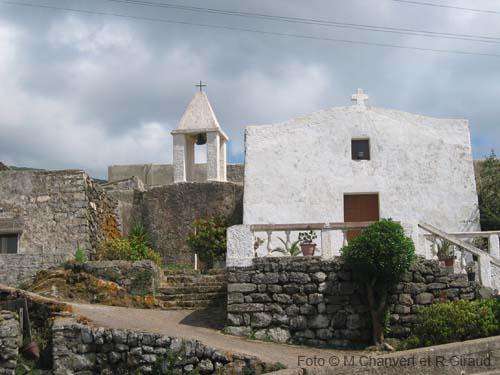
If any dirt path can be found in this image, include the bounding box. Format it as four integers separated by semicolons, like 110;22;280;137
72;303;360;371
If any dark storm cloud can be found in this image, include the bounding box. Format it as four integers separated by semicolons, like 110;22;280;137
0;0;499;178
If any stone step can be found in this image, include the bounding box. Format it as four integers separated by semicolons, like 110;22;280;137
158;292;226;302
163;275;227;284
159;284;226;295
160;298;226;310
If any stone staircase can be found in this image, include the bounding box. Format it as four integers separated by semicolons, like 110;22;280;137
158;269;227;310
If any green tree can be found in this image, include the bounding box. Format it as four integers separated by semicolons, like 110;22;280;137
186;215;228;268
341;219;415;344
478;150;500;230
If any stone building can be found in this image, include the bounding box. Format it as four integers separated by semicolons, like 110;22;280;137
0;169;119;285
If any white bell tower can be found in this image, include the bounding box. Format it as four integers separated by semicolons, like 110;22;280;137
171;83;228;183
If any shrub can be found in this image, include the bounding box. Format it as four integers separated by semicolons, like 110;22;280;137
408;299;500;348
74;244;87;263
186;215;228;268
341;219;415;344
97;224;162;265
478;150;500;230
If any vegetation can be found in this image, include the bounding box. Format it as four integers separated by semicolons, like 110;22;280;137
186;215;228;268
74;244;87;263
298;230;317;244
97;224;162;265
478;150;500;231
406;299;500;348
436;239;454;259
341;219;415;345
272;237;301;256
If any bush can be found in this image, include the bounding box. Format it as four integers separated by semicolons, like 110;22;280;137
478;151;500;230
409;299;500;348
186;215;228;268
74;244;87;263
341;219;415;344
97;224;162;265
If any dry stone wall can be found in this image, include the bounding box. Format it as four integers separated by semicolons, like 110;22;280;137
52;318;269;375
0;170;119;286
67;260;162;296
0;310;21;375
226;257;485;348
137;182;243;265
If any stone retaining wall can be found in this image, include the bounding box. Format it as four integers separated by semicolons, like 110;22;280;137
226;257;484;348
0;254;73;287
0;310;21;375
137;182;243;265
68;260;162;296
52;318;270;375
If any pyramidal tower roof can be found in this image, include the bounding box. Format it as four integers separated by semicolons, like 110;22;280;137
172;91;228;140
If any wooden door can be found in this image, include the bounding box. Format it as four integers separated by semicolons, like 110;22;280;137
344;194;379;241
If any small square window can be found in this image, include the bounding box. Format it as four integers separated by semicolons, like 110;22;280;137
352;139;370;160
0;234;18;254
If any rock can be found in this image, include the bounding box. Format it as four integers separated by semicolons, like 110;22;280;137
227;313;242;326
250;313;272;328
224;326;252;337
478;287;493;299
309;293;324;305
346;314;364;330
383;342;396;352
228;283;257;293
307;315;330;329
312;272;327;283
267;328;291;343
198;359;214;373
399;294;413;306
289;272;311;284
290;316;307;330
228;293;244;304
415;293;434;305
300;304;316;315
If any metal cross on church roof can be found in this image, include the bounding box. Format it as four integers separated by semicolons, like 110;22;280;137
196;80;207;92
351;88;369;107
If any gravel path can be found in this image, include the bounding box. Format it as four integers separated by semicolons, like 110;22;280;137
72;303;360;371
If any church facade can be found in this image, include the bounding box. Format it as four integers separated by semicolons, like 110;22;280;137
244;90;479;233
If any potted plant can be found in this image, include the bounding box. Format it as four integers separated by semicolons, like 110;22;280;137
437;239;455;267
298;230;317;256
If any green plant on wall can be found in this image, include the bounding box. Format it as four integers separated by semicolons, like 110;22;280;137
478;150;500;231
272;238;301;256
97;224;162;265
341;219;415;345
74;243;87;263
186;215;228;268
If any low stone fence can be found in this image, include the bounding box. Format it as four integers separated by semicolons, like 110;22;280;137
0;253;72;286
68;260;162;296
226;257;485;347
0;311;21;375
52;318;270;375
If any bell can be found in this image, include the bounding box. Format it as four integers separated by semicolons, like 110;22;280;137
196;133;207;145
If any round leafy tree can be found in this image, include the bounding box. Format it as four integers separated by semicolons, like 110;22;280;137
341;219;415;344
478;150;500;230
186;215;228;268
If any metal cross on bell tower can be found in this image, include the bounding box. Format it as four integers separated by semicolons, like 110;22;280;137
195;80;207;92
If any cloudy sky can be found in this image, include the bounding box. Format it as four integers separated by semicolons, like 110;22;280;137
0;0;499;178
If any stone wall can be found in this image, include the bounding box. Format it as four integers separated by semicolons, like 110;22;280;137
0;170;120;286
108;163;244;187
0;254;73;287
137;182;244;265
226;257;484;348
0;310;21;375
68;260;162;296
52;317;269;375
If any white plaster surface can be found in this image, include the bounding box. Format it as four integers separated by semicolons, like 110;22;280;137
172;134;186;183
226;225;254;267
206;132;221;181
243;104;480;244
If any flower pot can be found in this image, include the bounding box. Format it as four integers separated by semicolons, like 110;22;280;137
467;272;476;282
20;341;40;361
300;243;316;257
439;256;455;267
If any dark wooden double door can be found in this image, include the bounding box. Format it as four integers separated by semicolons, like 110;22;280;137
344;194;379;241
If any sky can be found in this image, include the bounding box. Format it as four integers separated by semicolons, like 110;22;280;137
0;0;499;179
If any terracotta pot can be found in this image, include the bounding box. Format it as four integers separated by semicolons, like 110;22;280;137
440;257;455;267
300;243;316;257
20;341;40;361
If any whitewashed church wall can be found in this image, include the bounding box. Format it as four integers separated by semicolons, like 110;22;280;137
243;106;480;240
